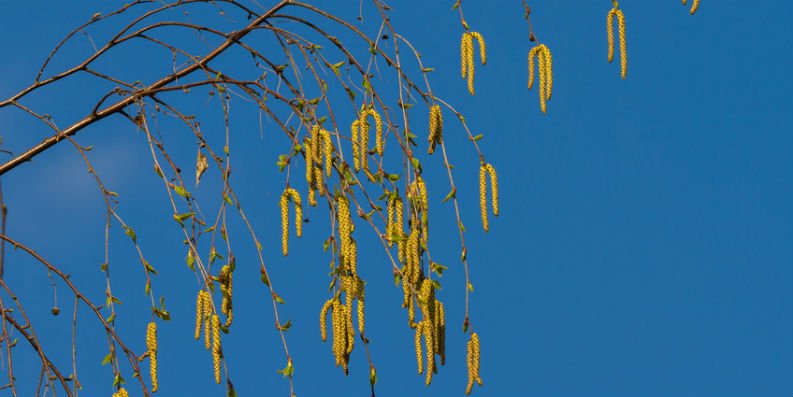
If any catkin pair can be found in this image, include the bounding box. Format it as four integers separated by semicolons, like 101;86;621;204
607;4;628;79
194;290;213;345
146;322;158;392
465;332;482;395
479;163;499;232
461;31;487;95
350;107;384;173
528;44;554;113
305;126;332;207
427;104;443;154
682;0;700;14
280;187;303;256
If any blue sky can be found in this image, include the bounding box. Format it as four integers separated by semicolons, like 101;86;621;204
0;1;791;397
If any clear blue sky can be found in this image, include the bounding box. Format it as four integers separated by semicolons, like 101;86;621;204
0;1;791;397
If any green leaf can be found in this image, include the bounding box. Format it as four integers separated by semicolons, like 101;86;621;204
443;188;457;203
272;292;285;305
143;260;158;275
101;353;113;366
276;319;292;331
123;226;136;243
421;67;434;73
467;282;474;292
174;185;189;198
112;374;125;388
472;133;484;141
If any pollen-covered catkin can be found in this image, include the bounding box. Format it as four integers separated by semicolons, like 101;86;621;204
479;164;488;232
607;6;628;79
203;292;211;350
424;321;435;385
683;0;700;14
338;196;352;265
435;300;446;365
617;10;627;79
428;104;443;154
347;239;358;276
212;314;221;384
331;299;345;366
364;108;384;156
356;279;365;334
470;32;487;65
486;164;499;217
395;197;405;263
359;116;371;172
320;298;333;342
146;322;158;392
387;197;395;247
195;290;205;340
414;320;424;374
287;188;303;238
461;32;472;78
322;129;333;177
280;190;289;256
113;388;129;397
351;120;361;172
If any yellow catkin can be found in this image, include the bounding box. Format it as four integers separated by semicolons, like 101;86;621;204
528;46;539;90
460;33;471;78
387;196;395;247
321;129;333;177
356;278;365;334
351;120;361;172
472;333;482;385
304;138;317;207
358;114;371;172
361;108;384;156
288;188;303;237
407;288;417;327
344;301;354;355
607;9;616;63
683;0;700;15
331;299;345;367
320;298;333;342
470;32;487;65
280;190;289;256
486;164;499;217
435;300;446;365
351;239;359;275
417;177;428;216
338;196;352;266
608;7;627;79
428;104;443;154
113;388;129;397
203;292;211;350
395;197;405;263
414;320;424;374
407;226;420;284
194;290;205;340
543;45;553;100
479;164;488;232
617;10;627;79
146;322;158;392
538;47;547;113
424;321;435;385
212;314;221;384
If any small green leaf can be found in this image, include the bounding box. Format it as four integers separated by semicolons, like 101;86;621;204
443;188;457;203
272;292;285;305
276;319;292;331
421;67;435;73
123;226;136;243
472;133;484;141
101;353;113;366
174;185;189;198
